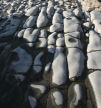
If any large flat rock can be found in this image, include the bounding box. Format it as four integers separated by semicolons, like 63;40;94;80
88;71;101;108
87;51;101;70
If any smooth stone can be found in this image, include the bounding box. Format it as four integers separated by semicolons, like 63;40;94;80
47;5;55;18
14;74;25;82
48;45;55;53
64;18;81;33
52;91;63;105
30;84;46;94
67;48;85;80
52;12;63;24
38;38;47;47
93;20;101;34
39;29;47;38
28;96;37;108
25;6;39;16
87;51;101;70
37;7;48;28
65;32;80;39
23;16;37;28
88;71;101;108
63;10;74;18
34;52;44;65
52;47;67;85
33;65;42;73
90;10;101;21
50;23;63;32
10;47;32;73
56;38;65;47
17;29;25;38
23;28;40;42
87;30;101;52
65;36;82;49
68;83;85;108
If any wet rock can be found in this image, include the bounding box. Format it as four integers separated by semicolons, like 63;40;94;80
37;7;48;28
88;71;101;108
87;51;101;70
65;36;82;49
52;47;67;85
23;16;37;28
87;30;101;52
67;48;85;80
10;47;32;73
25;6;39;16
50;23;63;32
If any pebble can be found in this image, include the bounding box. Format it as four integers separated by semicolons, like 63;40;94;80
52;47;67;85
73;8;82;18
52;91;63;105
10;47;32;73
23;16;37;28
52;12;63;24
50;23;63;32
23;28;40;42
67;48;85;80
37;7;48;28
47;5;55;18
14;74;25;82
17;29;25;38
44;62;51;72
56;38;65;47
25;6;39;16
63;10;74;18
68;83;85;108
